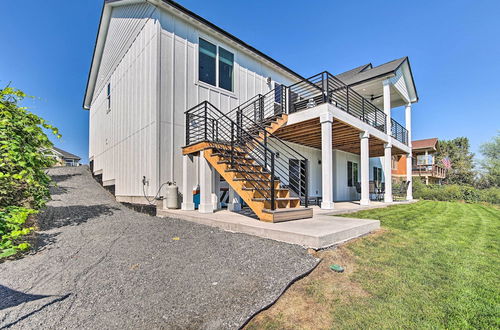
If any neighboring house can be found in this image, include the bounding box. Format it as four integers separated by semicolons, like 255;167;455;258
83;0;418;222
393;138;446;184
52;147;81;167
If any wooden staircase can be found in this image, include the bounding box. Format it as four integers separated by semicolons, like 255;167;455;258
183;109;312;223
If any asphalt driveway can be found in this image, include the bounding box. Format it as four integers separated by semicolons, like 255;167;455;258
0;166;318;329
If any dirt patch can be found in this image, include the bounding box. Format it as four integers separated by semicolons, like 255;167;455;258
246;230;388;330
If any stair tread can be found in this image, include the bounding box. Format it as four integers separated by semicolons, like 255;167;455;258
241;187;287;191
252;197;300;201
262;207;312;214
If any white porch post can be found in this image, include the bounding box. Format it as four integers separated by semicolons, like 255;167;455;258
360;131;370;205
320;113;334;209
383;80;393;203
405;103;413;200
211;170;221;210
227;186;241;211
384;144;393;203
198;150;214;213
181;154;196;210
383;80;392;139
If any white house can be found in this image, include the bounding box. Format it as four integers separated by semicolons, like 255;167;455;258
83;0;418;222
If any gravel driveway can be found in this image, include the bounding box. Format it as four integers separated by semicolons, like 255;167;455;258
0;166;318;329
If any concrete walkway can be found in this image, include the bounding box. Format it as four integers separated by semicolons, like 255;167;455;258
156;201;413;249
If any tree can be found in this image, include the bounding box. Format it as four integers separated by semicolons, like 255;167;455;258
0;86;60;258
436;137;475;185
478;132;500;188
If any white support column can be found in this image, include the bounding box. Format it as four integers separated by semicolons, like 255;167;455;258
383;80;392;136
211;170;221;211
360;131;370;206
320;113;334;209
384;143;393;203
405;103;413;201
198;150;213;213
181;154;196;210
383;80;393;203
227;186;241;211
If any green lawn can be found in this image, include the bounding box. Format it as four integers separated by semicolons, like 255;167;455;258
247;201;500;329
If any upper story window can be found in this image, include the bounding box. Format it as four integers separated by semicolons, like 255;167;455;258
416;154;434;165
106;83;111;113
198;38;234;92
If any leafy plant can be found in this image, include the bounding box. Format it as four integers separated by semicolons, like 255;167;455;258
0;86;60;259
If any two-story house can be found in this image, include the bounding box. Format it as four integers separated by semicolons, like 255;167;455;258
83;0;418;222
393;138;446;184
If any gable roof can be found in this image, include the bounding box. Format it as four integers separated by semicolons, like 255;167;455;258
83;0;305;109
412;138;439;151
336;57;407;86
335;57;419;103
53;147;81;161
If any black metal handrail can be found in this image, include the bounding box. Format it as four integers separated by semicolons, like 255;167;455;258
185;101;280;209
391;118;408;145
239;112;308;205
226;87;286;126
287;71;387;134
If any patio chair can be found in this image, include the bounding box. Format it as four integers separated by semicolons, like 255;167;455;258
375;181;385;201
393;181;409;200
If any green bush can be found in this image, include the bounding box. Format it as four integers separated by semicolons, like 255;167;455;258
0;86;59;259
413;179;500;204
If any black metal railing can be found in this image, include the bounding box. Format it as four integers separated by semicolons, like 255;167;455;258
391;118;408;145
227;87;286;127
287;71;387;133
185;101;309;209
238;112;308;205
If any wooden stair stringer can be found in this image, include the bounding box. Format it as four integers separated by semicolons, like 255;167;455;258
203;149;274;222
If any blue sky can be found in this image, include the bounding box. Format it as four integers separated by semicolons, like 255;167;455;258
1;0;499;163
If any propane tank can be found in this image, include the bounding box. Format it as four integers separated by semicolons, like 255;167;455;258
165;181;179;209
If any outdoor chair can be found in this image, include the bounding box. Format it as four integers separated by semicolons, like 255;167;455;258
393;181;409;200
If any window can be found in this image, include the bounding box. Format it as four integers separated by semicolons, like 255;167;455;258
199;39;217;86
347;161;359;187
198;38;234;91
218;47;234;91
106;83;111;113
373;167;383;183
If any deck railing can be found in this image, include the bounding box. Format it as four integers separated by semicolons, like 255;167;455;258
286;71;410;145
412;164;446;179
287;71;388;134
391;119;408;145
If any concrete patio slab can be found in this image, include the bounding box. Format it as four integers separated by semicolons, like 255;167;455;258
156;201;414;249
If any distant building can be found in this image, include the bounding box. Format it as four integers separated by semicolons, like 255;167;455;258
393;138;446;184
52;147;81;167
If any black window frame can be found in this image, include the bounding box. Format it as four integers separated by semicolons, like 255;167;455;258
106;82;111;113
348;161;359;187
198;38;234;92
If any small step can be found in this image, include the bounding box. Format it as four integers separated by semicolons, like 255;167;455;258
241;187;287;192
251;197;300;202
225;169;264;175
217;160;261;169
262;207;313;223
233;177;280;183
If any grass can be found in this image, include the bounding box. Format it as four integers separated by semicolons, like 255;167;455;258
246;201;500;329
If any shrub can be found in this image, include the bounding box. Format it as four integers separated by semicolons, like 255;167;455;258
0;86;60;259
413;179;500;204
